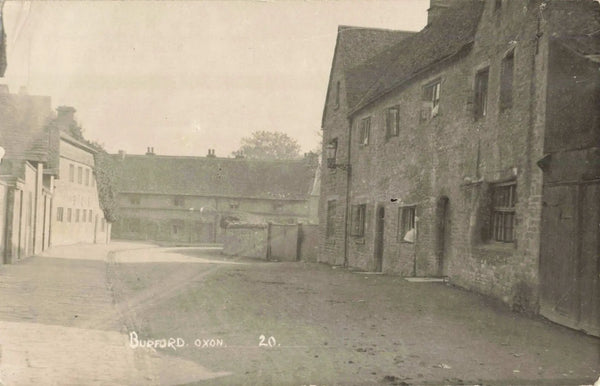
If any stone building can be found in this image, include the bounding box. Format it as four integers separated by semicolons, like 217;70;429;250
111;149;318;244
0;89;110;263
319;0;600;336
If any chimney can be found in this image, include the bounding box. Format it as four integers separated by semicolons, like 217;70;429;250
118;150;126;160
146;147;155;156
427;0;463;25
56;106;76;128
207;149;216;158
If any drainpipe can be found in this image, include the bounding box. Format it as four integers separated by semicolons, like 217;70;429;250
343;117;353;268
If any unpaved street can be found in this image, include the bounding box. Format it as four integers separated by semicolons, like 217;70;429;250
0;243;599;385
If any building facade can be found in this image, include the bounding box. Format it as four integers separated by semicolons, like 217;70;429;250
319;0;600;335
111;149;318;244
0;90;110;263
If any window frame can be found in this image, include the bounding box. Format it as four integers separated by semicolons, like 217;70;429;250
66;208;72;223
77;166;83;184
490;182;517;243
474;67;490;120
326;200;337;238
69;164;74;183
56;207;64;222
350;204;367;237
500;49;515;112
398;206;416;243
421;79;441;122
359;117;371;146
386;106;400;139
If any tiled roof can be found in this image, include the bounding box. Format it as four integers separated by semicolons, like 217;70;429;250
112;154;318;201
351;0;485;113
0;91;53;162
322;27;414;126
340;26;415;110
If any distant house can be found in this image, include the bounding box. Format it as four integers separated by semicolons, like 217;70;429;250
48;107;110;246
110;149;319;244
319;0;600;336
0;88;110;263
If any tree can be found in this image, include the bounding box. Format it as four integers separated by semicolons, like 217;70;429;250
233;131;301;160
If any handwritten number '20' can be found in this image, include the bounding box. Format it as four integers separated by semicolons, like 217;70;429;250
258;335;277;347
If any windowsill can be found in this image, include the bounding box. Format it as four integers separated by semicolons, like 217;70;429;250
399;241;415;245
474;241;516;252
353;237;365;244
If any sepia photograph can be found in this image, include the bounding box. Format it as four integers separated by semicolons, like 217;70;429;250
0;0;599;385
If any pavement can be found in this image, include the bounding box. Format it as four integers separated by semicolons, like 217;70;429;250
0;242;598;385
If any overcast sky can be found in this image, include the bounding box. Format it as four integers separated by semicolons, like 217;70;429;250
2;0;427;157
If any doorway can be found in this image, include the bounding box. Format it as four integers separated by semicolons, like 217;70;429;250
436;196;450;277
374;206;385;272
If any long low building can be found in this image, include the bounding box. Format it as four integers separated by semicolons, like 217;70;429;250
110;149;319;244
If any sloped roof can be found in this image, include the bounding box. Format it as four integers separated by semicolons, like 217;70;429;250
351;0;485;113
0;91;53;162
112;154;318;201
321;26;414;126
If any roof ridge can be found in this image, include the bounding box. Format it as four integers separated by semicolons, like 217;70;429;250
338;25;417;34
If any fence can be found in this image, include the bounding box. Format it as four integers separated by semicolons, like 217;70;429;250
222;222;318;262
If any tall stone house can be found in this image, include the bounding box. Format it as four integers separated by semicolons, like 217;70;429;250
111;149;319;244
319;0;600;336
0;88;110;263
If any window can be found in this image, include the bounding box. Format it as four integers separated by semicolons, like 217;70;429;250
326;138;338;168
56;207;64;222
491;182;516;242
386;106;400;138
69;164;74;182
82;210;86;223
359;117;371;146
334;81;340;109
421;80;441;121
85;169;90;186
77;166;83;184
474;68;489;120
173;196;185;207
75;209;80;222
172;220;183;235
500;50;514;111
89;210;93;223
229;202;239;210
67;208;72;222
326;200;336;238
398;206;416;243
129;196;141;205
495;0;502;11
350;204;366;237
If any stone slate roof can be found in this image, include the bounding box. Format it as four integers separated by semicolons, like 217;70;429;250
322;26;414;126
352;0;485;113
337;26;415;110
0;91;53;162
112;154;318;201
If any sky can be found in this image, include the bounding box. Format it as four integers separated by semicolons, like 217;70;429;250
2;0;428;157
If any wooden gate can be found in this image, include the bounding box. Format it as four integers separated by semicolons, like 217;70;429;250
539;181;599;336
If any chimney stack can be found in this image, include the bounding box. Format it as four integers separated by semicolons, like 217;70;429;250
118;150;126;160
56;106;76;128
207;149;216;158
427;0;464;25
146;147;155;156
